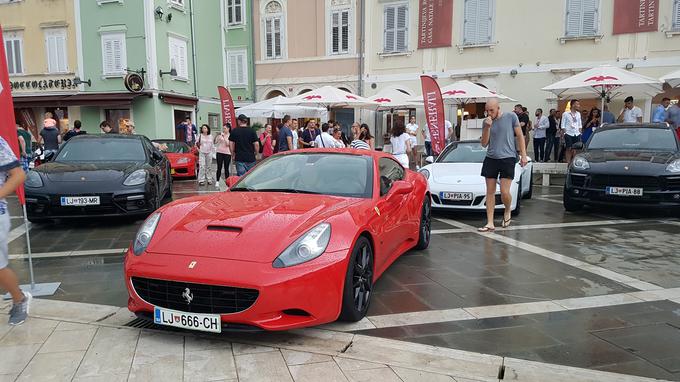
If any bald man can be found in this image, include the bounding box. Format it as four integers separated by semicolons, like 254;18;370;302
479;99;528;231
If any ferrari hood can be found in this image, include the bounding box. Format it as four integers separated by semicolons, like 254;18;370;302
431;163;485;185
36;162;141;182
147;192;361;263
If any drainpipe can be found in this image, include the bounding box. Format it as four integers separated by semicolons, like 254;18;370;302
249;0;257;102
189;0;199;101
358;0;365;96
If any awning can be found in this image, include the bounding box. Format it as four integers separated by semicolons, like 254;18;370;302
159;92;198;107
12;92;152;108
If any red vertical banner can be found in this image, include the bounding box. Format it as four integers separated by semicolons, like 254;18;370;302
418;0;454;49
420;75;446;156
0;25;25;205
218;86;238;129
613;0;659;34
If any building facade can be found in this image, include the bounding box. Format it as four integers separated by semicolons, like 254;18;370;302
363;0;680;143
224;0;256;106
1;0;80;140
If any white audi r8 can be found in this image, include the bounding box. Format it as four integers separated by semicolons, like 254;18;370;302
419;141;533;215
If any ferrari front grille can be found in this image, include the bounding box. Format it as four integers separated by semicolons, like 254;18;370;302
131;277;259;314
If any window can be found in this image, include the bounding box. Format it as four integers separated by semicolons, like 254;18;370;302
383;3;408;53
328;1;351;55
101;32;126;76
227;0;244;25
45;28;68;73
379;157;405;196
565;0;600;37
227;50;247;86
169;37;189;79
169;0;184;8
673;0;680;31
263;1;284;59
463;0;494;46
3;32;23;75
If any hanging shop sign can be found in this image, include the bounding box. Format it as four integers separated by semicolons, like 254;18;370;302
418;0;454;49
613;0;659;35
124;73;145;93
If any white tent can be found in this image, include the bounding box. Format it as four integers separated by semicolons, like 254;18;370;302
236;96;328;119
280;86;379;109
661;69;680;88
408;80;514;104
542;65;662;100
369;88;420;110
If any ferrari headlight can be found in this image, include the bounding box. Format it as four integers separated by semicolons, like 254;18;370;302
667;159;680;173
571;156;590;171
25;171;43;188
123;169;147;186
273;223;331;268
419;169;430;179
133;212;161;256
177;157;189;165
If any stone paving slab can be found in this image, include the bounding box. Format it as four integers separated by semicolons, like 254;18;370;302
0;298;671;382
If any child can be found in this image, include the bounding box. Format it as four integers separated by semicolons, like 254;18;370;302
43;112;57;129
196;124;215;186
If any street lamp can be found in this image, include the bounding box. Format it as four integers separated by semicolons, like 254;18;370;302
73;77;91;87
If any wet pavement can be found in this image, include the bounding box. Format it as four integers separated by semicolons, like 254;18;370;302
4;180;680;380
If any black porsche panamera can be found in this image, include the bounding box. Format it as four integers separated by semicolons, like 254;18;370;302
25;134;172;222
564;123;680;211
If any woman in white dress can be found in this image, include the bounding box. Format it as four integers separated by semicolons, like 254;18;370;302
390;122;412;168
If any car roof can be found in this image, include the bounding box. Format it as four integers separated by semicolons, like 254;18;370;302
597;123;672;131
152;139;185;143
274;148;395;159
70;133;145;141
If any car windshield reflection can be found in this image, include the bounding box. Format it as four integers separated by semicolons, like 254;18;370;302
155;141;190;154
232;153;373;198
588;128;679;151
56;139;147;162
437;142;488;163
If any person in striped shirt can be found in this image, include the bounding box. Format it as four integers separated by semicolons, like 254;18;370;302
350;138;370;150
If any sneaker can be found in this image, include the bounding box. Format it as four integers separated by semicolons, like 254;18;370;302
9;292;32;326
198;181;205;186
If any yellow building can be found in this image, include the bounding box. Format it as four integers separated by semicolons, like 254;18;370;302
1;0;81;139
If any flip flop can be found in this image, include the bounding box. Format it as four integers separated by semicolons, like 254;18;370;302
478;226;495;232
502;218;512;228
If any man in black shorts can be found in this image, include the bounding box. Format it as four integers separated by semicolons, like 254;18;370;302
479;99;528;231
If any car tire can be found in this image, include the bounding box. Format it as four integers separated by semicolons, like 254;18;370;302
339;236;373;322
414;197;431;250
563;187;583;212
512;181;521;216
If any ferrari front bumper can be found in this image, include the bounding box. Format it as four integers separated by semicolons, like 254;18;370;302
124;248;350;331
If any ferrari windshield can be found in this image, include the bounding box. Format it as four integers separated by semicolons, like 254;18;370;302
588;128;678;151
155;141;190;153
232;153;373;198
56;139;147;162
437;142;487;163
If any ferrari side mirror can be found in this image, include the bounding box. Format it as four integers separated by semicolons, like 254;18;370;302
425;156;434;164
391;180;413;195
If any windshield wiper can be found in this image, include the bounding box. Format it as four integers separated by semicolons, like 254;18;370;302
254;188;323;195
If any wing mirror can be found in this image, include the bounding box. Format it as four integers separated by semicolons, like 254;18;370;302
572;142;584;151
225;175;240;189
425;156;434;164
44;151;56;162
152;151;164;161
391;180;413;195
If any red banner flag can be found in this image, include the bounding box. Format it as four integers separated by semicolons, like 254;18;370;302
0;25;25;205
613;0;659;35
218;86;237;129
420;75;446;156
418;0;454;49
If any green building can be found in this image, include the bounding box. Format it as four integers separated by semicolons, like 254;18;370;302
76;0;255;139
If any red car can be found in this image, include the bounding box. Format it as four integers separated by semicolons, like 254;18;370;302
125;149;430;331
153;140;198;178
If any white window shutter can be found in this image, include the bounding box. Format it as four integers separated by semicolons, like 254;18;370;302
56;33;68;72
673;0;680;30
464;0;492;45
384;6;395;52
237;53;246;84
103;38;114;74
396;5;408;51
566;0;583;37
582;0;598;36
5;40;15;74
46;34;58;73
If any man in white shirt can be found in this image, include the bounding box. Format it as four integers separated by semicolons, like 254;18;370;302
533;108;549;163
617;96;643;123
314;123;339;148
561;99;582;164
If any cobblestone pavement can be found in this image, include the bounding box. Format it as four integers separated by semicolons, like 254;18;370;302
3;180;680;381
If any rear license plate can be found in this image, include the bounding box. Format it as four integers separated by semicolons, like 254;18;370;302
606;187;643;196
153;307;221;333
441;192;473;201
60;196;100;206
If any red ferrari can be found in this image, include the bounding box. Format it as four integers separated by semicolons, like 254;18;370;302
153;140;198;179
124;149;431;331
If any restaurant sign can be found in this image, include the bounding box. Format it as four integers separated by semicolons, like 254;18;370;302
9;76;79;92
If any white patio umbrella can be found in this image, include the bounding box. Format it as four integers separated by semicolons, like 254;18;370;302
661;69;680;88
236;96;328;119
369;88;420;111
408;80;515;104
280;86;379;109
542;65;663;110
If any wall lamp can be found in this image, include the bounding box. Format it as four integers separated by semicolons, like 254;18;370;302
155;6;164;20
625;63;634;70
510;69;518;77
159;68;177;78
73;77;91;87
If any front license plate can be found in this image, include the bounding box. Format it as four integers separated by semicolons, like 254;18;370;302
441;192;473;201
60;196;100;206
170;168;176;175
153;307;221;333
606;187;643;196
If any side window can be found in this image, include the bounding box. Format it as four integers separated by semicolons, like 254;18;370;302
142;138;159;159
379;158;404;196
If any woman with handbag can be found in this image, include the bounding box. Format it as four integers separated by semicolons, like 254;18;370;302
214;124;231;188
259;124;275;160
196;124;215;186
